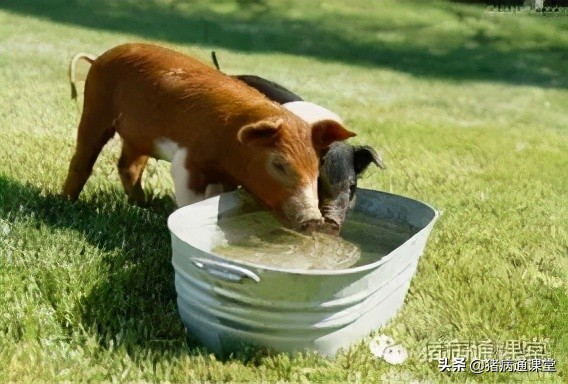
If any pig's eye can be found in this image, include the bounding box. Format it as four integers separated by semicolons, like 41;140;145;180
273;160;287;174
270;157;292;178
267;154;298;186
349;183;357;198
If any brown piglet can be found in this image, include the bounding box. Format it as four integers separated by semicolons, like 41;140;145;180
63;43;355;231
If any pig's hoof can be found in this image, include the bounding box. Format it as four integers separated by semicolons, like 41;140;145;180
127;194;148;207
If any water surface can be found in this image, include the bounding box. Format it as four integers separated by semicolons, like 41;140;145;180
212;211;415;270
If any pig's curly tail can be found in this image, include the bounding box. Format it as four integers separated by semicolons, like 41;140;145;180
69;53;97;99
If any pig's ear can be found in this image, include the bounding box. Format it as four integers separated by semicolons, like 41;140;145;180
353;145;386;174
238;119;282;147
311;120;356;150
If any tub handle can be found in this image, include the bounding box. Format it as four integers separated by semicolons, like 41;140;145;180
191;257;260;283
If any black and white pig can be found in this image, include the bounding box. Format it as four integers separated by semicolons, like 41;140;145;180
282;101;386;232
212;53;387;233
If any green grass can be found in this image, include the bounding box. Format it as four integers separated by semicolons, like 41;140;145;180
1;0;567;382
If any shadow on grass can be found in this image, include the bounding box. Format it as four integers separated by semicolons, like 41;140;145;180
1;0;566;88
0;174;219;359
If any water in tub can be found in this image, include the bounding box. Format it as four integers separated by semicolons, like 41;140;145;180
211;207;416;270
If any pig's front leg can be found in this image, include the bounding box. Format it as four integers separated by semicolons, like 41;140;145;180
170;148;205;207
171;148;231;206
204;183;225;198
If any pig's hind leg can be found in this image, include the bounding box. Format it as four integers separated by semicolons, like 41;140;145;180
117;141;149;205
111;113;152;205
62;104;116;201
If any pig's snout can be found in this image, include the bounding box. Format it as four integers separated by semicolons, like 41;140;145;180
319;198;348;234
300;218;324;234
321;217;341;235
282;184;323;231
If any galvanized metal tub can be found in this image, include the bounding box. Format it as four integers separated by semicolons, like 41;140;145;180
168;188;439;357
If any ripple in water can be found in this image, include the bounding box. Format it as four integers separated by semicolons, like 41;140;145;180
212;211;416;270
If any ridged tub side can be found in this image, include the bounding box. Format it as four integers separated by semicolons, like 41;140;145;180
169;189;439;356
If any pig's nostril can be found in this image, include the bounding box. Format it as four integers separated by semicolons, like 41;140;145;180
327;219;339;227
322;220;340;235
300;219;323;233
324;217;340;229
321;217;341;235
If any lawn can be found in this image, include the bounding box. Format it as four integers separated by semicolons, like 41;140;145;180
0;0;567;382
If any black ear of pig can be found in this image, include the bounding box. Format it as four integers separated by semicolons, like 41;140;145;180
353;146;386;174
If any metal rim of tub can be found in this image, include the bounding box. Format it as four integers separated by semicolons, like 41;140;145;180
168;187;440;277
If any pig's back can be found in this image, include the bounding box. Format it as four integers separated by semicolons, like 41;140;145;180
88;43;281;139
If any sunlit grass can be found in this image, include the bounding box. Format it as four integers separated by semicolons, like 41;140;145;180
0;0;567;382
